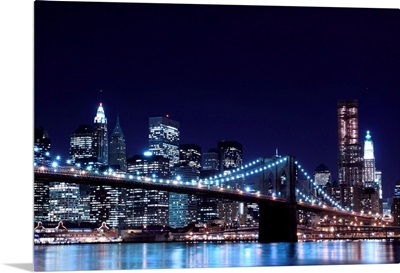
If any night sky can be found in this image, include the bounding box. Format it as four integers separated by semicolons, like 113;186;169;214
34;1;400;198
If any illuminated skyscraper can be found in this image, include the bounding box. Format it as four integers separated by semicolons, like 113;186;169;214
149;116;180;167
109;116;127;172
69;124;94;165
314;164;331;187
48;182;80;223
148;116;181;227
337;99;363;212
313;164;331;198
126;153;170;227
363;130;375;188
169;144;202;228
93;103;108;166
218;140;243;172
34;127;51;166
337;100;363;186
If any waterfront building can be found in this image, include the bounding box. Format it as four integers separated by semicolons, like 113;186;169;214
89;183;125;228
148;115;180;168
126;153;170;227
92;103;108;166
69;124;94;166
337;99;363;212
48;182;80;223
109;116;127;172
34;127;51;223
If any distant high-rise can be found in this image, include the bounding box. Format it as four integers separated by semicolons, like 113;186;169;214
92;103;108;166
149;116;180;168
202;149;220;172
216;140;244;226
313;163;331;187
337;99;363;212
69;124;94;165
109;116;127;172
34;127;51;166
363;131;376;188
218;140;243;172
337;99;363;187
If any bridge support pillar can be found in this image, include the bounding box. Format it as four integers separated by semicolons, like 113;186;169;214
258;202;297;243
258;155;298;243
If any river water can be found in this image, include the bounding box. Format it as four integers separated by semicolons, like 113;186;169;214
34;240;400;271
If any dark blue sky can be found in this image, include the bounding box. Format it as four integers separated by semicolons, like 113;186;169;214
34;1;400;198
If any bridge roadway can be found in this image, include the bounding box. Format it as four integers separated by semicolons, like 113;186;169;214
34;167;382;223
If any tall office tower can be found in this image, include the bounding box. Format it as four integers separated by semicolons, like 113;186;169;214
69;125;94;166
109;116;127;172
217;141;244;225
92;103;108;166
89;183;125;228
218;140;243;173
34;127;51;166
313;164;331;198
126;153;170;227
201;148;220;179
34;127;51;223
148;116;180;227
48;182;80;223
314;164;331;187
149;116;180;168
169;144;202;228
337;99;363;212
363;131;376;188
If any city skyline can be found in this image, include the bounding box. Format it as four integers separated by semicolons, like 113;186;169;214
34;1;400;198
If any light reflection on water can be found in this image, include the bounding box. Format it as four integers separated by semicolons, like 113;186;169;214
34;241;400;271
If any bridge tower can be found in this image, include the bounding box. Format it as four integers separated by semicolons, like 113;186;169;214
257;155;298;242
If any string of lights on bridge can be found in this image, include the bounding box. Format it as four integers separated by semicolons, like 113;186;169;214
36;154;345;212
293;160;347;212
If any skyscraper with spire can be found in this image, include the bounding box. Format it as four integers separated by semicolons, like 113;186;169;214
109;115;127;172
363;130;375;188
92;103;108;166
